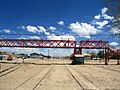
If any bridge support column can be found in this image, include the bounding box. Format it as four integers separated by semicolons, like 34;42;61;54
74;48;76;55
74;42;76;55
108;49;109;62
105;49;109;65
117;55;120;65
79;47;82;55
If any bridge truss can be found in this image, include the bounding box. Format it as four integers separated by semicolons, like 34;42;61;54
78;40;120;65
0;39;119;64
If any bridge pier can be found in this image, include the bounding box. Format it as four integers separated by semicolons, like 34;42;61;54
105;49;109;65
74;48;76;55
79;47;82;55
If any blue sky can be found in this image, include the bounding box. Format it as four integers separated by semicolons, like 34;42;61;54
0;0;119;56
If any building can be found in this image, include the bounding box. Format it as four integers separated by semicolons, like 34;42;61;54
83;53;91;60
16;54;28;59
30;53;40;58
30;53;51;59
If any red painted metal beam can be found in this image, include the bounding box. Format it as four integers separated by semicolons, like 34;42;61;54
0;39;76;48
79;40;109;49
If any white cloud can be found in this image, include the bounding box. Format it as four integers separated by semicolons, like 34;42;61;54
47;34;75;40
110;42;118;46
101;7;108;14
37;26;51;36
26;25;49;36
28;36;41;39
110;27;120;34
19;37;28;39
69;22;98;38
0;47;74;57
60;35;76;40
47;34;60;40
92;7;115;31
3;29;11;33
45;32;50;36
17;26;25;29
102;14;114;20
94;7;114;20
26;25;38;33
49;26;56;31
0;47;41;55
57;21;64;26
48;49;73;57
96;20;109;29
94;14;101;19
37;26;46;33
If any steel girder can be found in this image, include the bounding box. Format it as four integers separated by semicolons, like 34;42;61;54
0;39;76;48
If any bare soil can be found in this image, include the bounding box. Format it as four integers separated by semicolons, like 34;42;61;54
0;59;120;90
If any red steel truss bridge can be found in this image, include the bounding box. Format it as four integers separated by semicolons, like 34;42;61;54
0;39;119;64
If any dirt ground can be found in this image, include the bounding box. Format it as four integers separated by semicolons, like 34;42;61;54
0;58;120;90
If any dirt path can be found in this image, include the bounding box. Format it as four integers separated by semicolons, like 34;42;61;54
93;65;120;72
35;65;82;90
72;65;120;89
66;65;99;90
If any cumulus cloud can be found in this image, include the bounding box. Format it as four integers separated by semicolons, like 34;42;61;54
60;35;76;40
19;37;28;39
94;14;101;19
110;27;120;34
26;25;38;33
110;42;119;46
94;7;114;21
26;25;49;36
37;26;51;36
3;29;11;33
44;32;50;36
47;34;75;40
96;20;109;29
93;7;114;29
49;26;56;31
69;22;98;38
0;47;41;55
28;36;41;39
17;26;25;29
37;26;46;33
57;21;64;26
101;7;108;14
102;14;114;20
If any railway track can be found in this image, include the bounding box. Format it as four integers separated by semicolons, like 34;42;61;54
0;64;19;73
13;65;54;90
0;64;25;77
0;59;22;74
65;65;99;90
32;65;54;90
65;65;84;90
0;58;29;77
